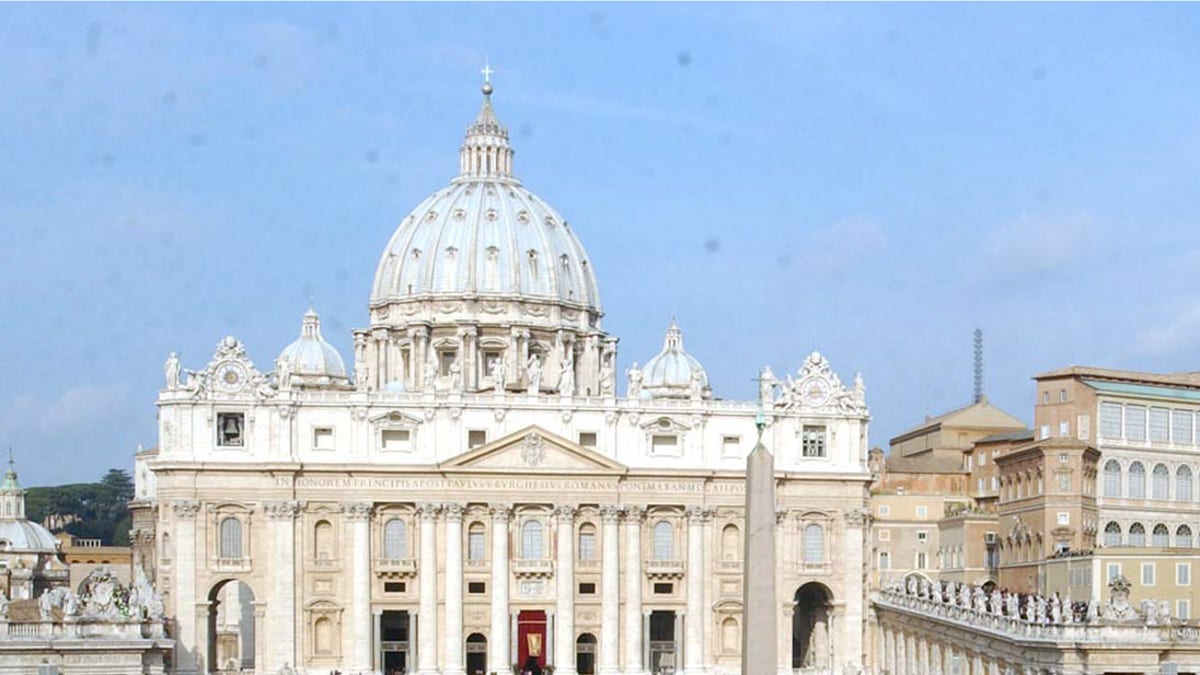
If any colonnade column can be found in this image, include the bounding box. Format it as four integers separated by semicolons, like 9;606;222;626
599;506;622;675
444;504;465;675
341;502;373;673
416;503;440;675
684;507;706;675
555;505;578;675
623;506;646;675
489;504;512;674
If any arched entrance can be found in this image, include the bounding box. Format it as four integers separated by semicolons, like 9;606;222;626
206;580;257;674
466;632;487;675
576;633;597;674
792;582;833;670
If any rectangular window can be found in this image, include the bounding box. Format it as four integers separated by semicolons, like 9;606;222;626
467;582;486;594
1060;389;1068;402
653;582;674;594
1100;402;1123;439
1150;407;1170;442
216;412;246;447
1040;425;1050;440
578;432;598;449
801;426;827;457
1057;475;1070;492
1042;391;1050;404
1126;405;1147;441
966;455;973;471
1059;453;1069;463
312;427;334;450
381;429;412;452
722;435;741;458
579;582;597;595
651;435;679;456
578;530;596;561
468;530;485;561
1142;562;1156;586
991;476;998;490
384;582;406;593
915;505;928;519
917;530;928;542
1057;512;1070;525
878;551;890;570
878;505;890;517
978;451;986;466
1078;414;1090;440
1059;421;1070;437
977;478;984;493
1179;563;1192;586
878;529;890;542
1174;410;1195;444
1181;600;1192;620
468;430;487;449
916;552;927;569
1107;563;1121;582
439;350;456;376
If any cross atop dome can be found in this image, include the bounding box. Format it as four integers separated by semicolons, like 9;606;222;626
481;58;494;95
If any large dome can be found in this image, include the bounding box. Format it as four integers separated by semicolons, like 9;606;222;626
370;88;601;315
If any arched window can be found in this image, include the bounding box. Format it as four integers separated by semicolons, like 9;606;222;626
578;523;597;561
521;520;544;560
1129;462;1146;499
653;521;674;560
1177;524;1193;548
1129;522;1146;547
803;524;824;565
384;519;408;559
1153;523;1170;547
314;520;334;560
721;524;740;561
1104;522;1122;547
1153;464;1170;500
1104;460;1122;497
219;517;242;559
314;616;334;654
722;617;740;654
1179;466;1194;502
468;522;486;561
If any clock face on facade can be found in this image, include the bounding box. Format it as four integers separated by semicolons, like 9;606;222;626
215;362;248;392
799;376;831;406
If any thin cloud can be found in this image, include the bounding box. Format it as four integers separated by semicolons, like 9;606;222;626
981;212;1097;278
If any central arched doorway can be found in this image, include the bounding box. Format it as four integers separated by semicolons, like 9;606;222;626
792;582;833;670
465;632;487;675
206;580;257;674
576;633;597;674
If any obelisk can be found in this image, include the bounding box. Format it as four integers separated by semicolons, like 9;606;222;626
742;381;777;675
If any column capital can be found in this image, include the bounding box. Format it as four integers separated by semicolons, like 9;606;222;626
442;503;465;521
490;502;513;522
775;507;788;524
623;505;646;522
340;502;373;522
843;506;869;527
685;506;711;523
416;502;442;521
170;499;201;519
554;504;577;521
264;500;303;521
599;504;623;522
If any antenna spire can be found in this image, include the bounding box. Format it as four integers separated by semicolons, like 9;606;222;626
973;328;984;404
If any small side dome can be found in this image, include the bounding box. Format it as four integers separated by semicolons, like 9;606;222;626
276;307;351;389
641;320;711;400
0;455;58;553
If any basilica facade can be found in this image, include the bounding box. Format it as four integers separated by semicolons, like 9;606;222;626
132;80;873;675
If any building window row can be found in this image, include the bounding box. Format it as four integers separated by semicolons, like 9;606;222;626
1100;402;1196;445
1102;459;1198;501
1103;521;1196;548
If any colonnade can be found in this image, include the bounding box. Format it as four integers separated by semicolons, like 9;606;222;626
877;624;1018;675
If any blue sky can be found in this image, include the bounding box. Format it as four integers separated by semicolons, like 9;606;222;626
1;3;1198;486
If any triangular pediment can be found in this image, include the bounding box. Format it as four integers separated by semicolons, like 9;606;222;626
441;425;626;473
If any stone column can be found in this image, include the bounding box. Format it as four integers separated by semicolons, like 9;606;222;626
624;506;646;675
930;640;943;675
684;507;706;675
599;506;622;675
417;503;440;675
342;502;373;673
555;505;578;675
171;501;201;675
444;504;465;675
490;504;512;674
843;508;867;674
263;501;300;674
